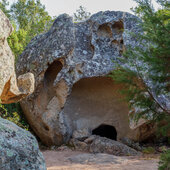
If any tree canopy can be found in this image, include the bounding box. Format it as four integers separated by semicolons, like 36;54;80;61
0;0;53;58
73;5;91;22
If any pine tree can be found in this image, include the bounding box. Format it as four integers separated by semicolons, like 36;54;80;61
74;5;91;22
0;0;53;58
110;0;170;128
9;0;53;57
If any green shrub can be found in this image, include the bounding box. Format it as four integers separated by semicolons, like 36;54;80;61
142;147;155;154
159;149;170;170
0;103;30;130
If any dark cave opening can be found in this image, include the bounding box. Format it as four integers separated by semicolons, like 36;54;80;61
44;60;63;87
92;124;117;141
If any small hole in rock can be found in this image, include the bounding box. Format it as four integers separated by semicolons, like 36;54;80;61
43;124;50;131
112;21;124;33
92;124;117;140
44;60;63;86
112;40;119;44
120;39;124;44
97;24;112;38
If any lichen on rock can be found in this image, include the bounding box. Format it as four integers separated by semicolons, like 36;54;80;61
16;11;153;146
0;117;46;170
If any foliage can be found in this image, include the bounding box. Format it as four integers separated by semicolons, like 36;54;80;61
110;0;170;128
7;24;28;58
74;5;91;22
0;0;53;59
10;0;52;42
159;149;170;170
0;0;10;18
0;103;30;130
110;2;170;168
142;146;155;154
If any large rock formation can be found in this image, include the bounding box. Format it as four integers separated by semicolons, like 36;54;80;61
0;10;34;104
17;11;154;146
0;10;45;169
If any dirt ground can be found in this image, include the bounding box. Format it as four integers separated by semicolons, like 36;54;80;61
42;150;159;170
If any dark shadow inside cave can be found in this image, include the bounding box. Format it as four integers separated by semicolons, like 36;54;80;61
92;124;117;140
37;60;63;112
44;60;63;87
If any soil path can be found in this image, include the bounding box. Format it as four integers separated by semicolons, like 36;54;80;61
42;150;159;170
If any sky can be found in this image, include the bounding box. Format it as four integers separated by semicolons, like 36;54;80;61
8;0;160;17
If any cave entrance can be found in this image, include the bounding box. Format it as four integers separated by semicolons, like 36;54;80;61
44;60;63;87
36;60;63;111
92;124;117;141
43;60;63;98
63;77;131;140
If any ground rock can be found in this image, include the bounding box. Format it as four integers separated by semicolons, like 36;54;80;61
57;145;72;151
0;117;46;170
89;136;141;156
69;138;89;151
121;137;142;151
0;9;34;104
16;11;155;146
72;128;91;141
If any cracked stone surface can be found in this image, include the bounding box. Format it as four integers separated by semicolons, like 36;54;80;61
0;9;34;104
17;11;154;146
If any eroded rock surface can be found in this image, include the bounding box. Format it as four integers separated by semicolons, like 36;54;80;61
0;10;45;169
17;11;154;146
0;117;46;170
0;9;34;104
69;135;141;156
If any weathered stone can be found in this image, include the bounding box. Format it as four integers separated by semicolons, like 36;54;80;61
72;128;91;141
120;137;142;151
0;10;45;170
69;138;89;151
70;135;141;155
0;9;34;104
89;136;141;156
0;118;46;170
16;11;154;146
84;135;97;144
57;145;72;151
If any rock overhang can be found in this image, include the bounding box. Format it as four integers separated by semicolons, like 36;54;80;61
16;11;152;146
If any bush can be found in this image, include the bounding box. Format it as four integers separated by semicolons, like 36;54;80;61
0;103;30;130
159;149;170;170
142;147;155;154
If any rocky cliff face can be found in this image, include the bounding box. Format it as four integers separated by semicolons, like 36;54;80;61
0;10;34;104
0;10;46;169
17;11;154;146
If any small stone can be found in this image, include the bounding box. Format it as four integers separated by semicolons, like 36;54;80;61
72;128;91;141
69;138;89;151
121;137;142;151
84;135;96;144
57;145;72;151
